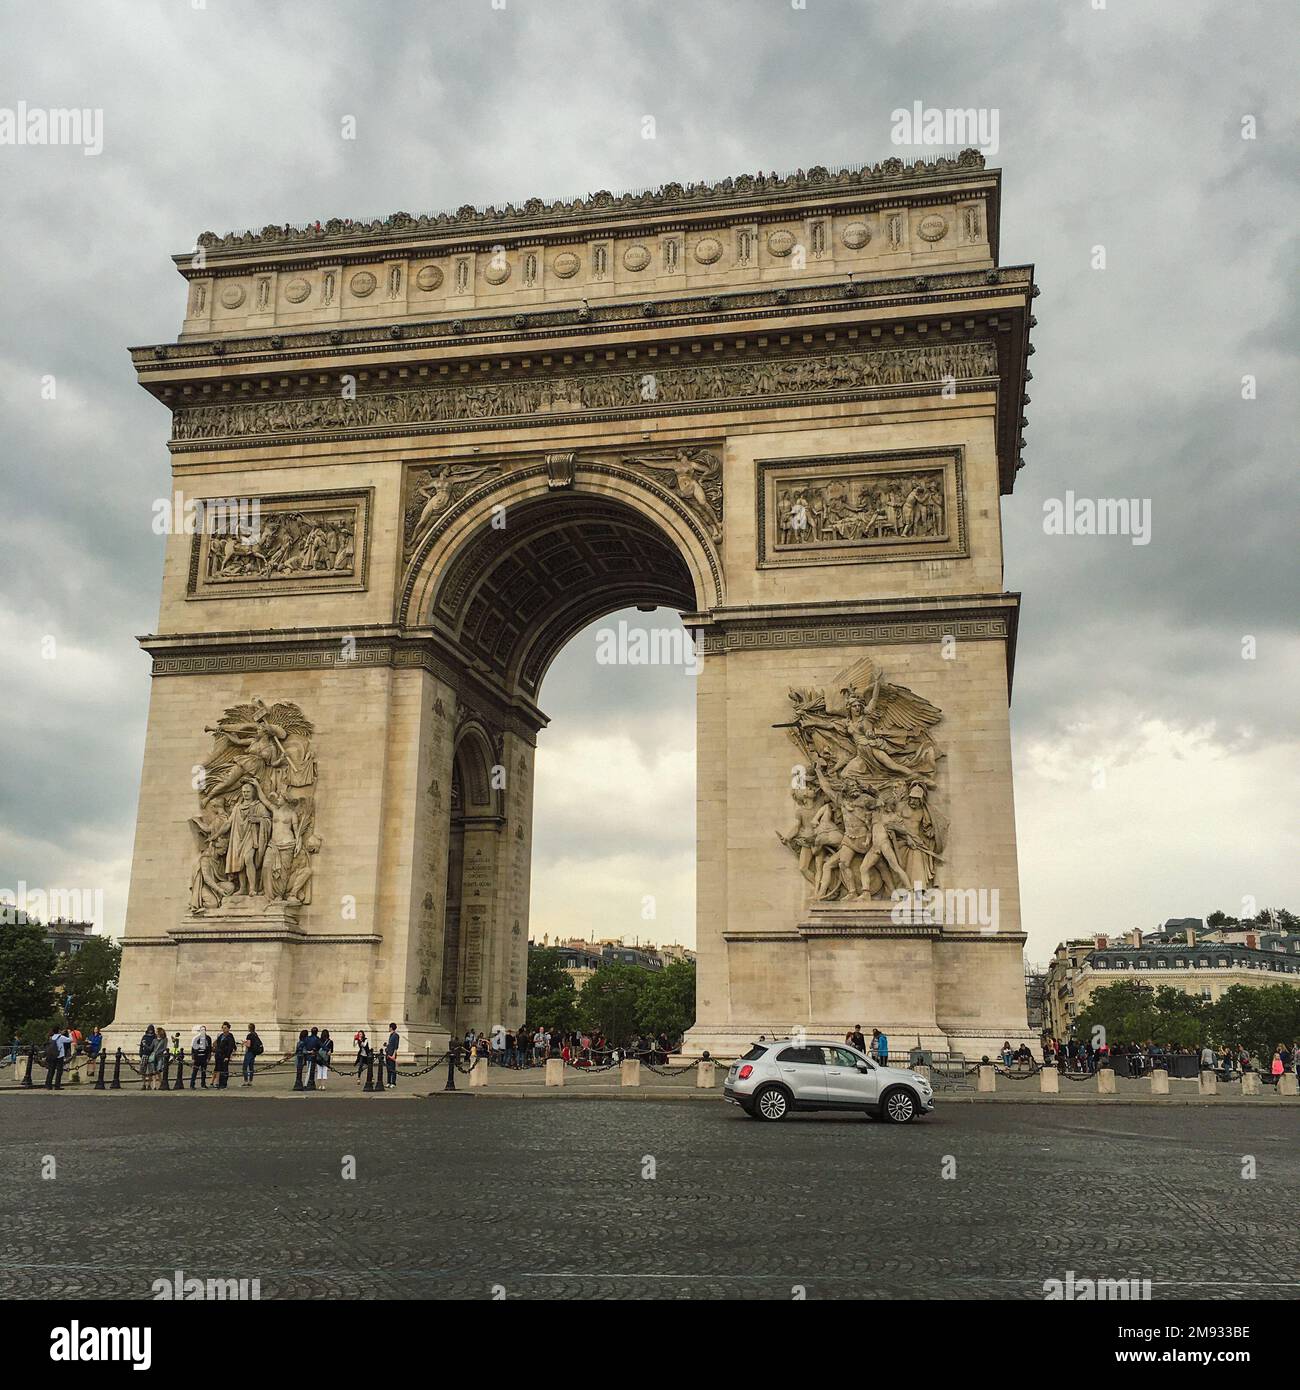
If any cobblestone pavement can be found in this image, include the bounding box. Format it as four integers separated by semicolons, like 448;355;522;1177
1;1097;1296;1300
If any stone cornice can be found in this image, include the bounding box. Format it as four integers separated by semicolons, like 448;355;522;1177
132;265;1033;373
686;593;1021;690
186;150;993;263
137;625;549;740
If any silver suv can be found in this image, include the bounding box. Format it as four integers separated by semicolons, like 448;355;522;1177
724;1039;935;1123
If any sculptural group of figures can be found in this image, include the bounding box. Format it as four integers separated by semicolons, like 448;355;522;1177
777;472;944;547
188;700;321;912
172;341;998;442
777;660;948;901
205;510;356;582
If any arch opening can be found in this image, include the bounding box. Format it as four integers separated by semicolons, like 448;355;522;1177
428;490;700;698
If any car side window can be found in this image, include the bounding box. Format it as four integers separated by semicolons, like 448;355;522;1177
826;1047;864;1067
777;1046;823;1065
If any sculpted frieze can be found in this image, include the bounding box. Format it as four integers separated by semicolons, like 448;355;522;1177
188;490;370;597
757;450;965;567
170;340;998;445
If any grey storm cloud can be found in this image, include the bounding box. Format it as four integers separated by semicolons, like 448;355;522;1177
1;0;1294;953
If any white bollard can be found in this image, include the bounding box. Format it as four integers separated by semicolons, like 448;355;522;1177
468;1060;488;1089
1241;1072;1261;1096
544;1058;564;1087
1198;1070;1218;1096
1150;1070;1169;1095
620;1058;642;1087
1096;1068;1116;1095
696;1060;716;1089
1039;1066;1059;1094
977;1064;996;1093
1279;1073;1298;1096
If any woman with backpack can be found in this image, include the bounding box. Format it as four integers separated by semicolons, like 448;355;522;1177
316;1029;334;1089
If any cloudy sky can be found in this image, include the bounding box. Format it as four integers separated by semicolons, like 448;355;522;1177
1;0;1295;965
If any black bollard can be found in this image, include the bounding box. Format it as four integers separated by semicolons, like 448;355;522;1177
94;1049;107;1090
363;1052;374;1093
160;1051;172;1092
22;1046;35;1089
374;1048;385;1093
174;1051;186;1091
444;1045;457;1092
292;1053;304;1092
305;1052;317;1091
110;1048;122;1090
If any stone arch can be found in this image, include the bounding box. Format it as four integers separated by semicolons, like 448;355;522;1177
400;459;722;700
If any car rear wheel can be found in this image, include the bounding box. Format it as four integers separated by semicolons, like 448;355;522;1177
881;1086;917;1124
754;1084;790;1121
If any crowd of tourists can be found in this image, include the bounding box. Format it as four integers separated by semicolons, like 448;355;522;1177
457;1027;677;1068
1041;1035;1299;1080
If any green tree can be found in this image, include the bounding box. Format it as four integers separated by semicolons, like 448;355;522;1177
1205;909;1235;928
578;963;645;1043
1211;984;1300;1058
525;946;578;1031
635;961;696;1040
1073;980;1160;1047
1150;985;1209;1049
63;934;122;1031
0;921;58;1041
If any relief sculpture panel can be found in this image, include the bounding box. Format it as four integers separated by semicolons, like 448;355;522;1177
757;450;966;568
188;490;371;597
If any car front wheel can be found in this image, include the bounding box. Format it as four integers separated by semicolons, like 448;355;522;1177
880;1086;917;1124
754;1084;791;1121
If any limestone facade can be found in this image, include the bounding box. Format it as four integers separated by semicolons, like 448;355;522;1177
113;151;1038;1056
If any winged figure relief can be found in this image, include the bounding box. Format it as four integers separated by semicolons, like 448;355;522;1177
404;463;501;556
775;659;948;903
622;448;723;542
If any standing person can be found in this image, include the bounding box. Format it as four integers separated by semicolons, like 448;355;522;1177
868;1028;881;1062
1269;1048;1284;1085
9;1033;20;1065
384;1022;400;1087
294;1030;309;1088
303;1026;321;1085
1199;1041;1216;1073
44;1026;71;1090
316;1030;334;1090
139;1024;156;1069
242;1024;263;1086
877;1029;889;1066
148;1023;169;1089
190;1026;212;1089
354;1030;371;1085
212;1022;237;1089
85;1026;102;1062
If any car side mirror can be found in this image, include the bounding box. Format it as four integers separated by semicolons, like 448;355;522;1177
857;1062;871;1073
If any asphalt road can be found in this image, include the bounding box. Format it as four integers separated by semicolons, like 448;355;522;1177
2;1096;1296;1300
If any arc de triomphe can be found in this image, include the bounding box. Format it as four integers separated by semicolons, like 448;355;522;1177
114;150;1037;1056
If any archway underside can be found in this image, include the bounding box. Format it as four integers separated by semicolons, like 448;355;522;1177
430;494;697;698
